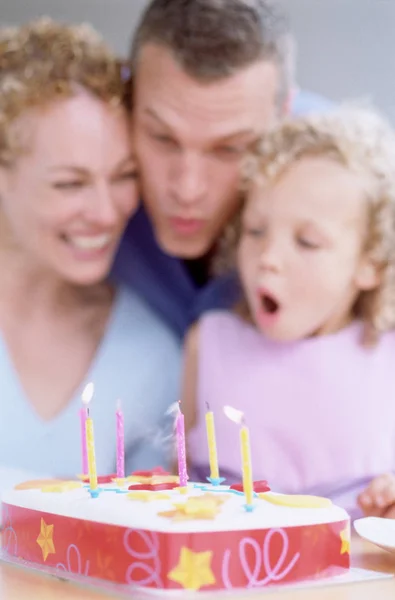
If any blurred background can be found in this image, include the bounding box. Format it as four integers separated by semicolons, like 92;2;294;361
1;0;394;122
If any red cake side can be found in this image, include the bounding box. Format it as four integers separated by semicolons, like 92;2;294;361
2;501;350;593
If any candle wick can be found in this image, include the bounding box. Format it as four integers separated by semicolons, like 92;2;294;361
86;407;90;418
205;401;210;412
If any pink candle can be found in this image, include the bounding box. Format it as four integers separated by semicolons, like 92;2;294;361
79;406;88;475
116;400;125;478
176;405;188;488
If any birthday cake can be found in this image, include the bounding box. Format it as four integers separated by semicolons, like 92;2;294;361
2;470;350;594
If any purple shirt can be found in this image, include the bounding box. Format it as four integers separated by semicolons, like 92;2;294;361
188;312;395;518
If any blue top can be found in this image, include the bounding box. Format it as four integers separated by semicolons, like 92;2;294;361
0;285;180;494
112;90;333;338
113;209;241;337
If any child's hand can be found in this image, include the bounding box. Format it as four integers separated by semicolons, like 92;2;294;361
358;473;395;518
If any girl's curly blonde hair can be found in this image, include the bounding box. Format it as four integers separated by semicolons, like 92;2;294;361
216;105;395;343
0;17;128;164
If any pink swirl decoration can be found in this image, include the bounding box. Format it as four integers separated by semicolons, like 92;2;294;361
222;528;300;589
56;544;90;576
2;507;17;556
123;529;163;588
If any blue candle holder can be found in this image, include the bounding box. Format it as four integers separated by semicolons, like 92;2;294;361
88;487;102;499
206;476;226;486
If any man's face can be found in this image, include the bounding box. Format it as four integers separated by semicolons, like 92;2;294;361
132;44;284;258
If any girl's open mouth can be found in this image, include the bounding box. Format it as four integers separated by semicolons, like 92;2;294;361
261;293;279;314
255;288;281;330
259;290;280;315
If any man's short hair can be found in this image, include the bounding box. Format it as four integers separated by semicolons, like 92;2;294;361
131;0;295;108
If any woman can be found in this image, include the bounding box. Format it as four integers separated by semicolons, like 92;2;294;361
0;18;180;491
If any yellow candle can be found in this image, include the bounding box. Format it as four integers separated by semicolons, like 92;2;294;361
205;410;219;480
240;425;254;506
86;416;98;491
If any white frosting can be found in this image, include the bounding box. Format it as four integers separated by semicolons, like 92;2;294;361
2;483;348;533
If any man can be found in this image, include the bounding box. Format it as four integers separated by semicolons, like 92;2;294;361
113;0;331;336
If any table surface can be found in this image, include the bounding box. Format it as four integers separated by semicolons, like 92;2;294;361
0;536;394;599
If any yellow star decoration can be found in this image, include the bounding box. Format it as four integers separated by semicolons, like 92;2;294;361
15;479;64;490
178;494;228;515
258;492;332;509
36;518;55;562
41;481;82;493
113;478;127;487
168;547;216;591
127;491;171;502
159;494;228;521
127;474;179;485
340;525;350;555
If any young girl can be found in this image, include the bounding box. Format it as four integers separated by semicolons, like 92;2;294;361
183;106;395;519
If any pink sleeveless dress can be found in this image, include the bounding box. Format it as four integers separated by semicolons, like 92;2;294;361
187;311;395;516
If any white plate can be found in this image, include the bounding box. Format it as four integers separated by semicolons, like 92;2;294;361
354;517;395;553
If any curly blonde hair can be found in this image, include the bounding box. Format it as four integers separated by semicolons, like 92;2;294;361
216;105;395;343
0;17;127;164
